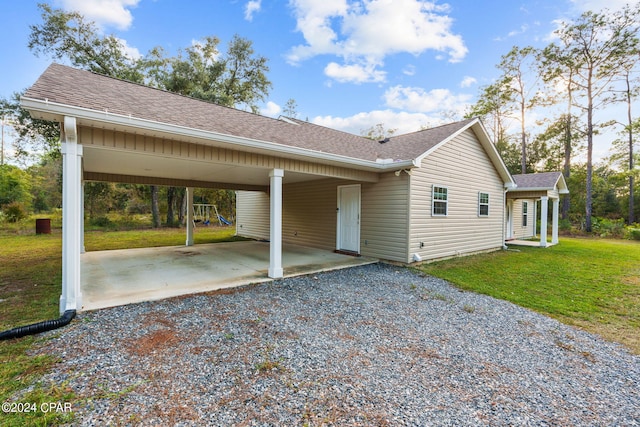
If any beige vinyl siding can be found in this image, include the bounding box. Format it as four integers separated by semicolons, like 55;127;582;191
236;174;410;262
360;172;410;262
281;179;340;251
511;199;536;239
409;129;505;261
237;178;346;252
236;191;270;240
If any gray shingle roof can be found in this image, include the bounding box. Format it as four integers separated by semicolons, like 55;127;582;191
512;171;564;190
377;119;476;160
23;63;479;164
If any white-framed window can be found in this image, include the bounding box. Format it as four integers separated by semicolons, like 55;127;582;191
478;192;489;217
522;201;529;227
432;185;448;216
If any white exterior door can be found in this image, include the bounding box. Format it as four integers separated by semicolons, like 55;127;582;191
337;185;361;253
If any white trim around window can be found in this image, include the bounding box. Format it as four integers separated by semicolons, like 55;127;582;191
478;192;489;217
432;185;448;216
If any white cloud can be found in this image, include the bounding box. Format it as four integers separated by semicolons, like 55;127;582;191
402;65;416;76
460;76;476;88
312;109;446;136
507;24;529;38
116;37;141;60
383;85;471;114
324;62;386;83
261;101;281;117
569;0;640;13
57;0;140;30
287;0;467;83
245;0;262;21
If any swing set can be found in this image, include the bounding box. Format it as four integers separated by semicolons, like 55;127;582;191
192;204;232;226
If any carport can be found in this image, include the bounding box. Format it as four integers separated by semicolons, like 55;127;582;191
81;241;376;311
22;64;383;313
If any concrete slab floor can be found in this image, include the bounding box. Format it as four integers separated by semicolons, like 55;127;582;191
506;239;557;248
81;241;377;311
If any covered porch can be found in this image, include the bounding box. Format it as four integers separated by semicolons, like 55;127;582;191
506;172;569;248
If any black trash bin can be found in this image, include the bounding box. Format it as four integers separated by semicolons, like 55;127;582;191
35;218;51;234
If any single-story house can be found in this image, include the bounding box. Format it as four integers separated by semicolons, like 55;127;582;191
21;64;566;314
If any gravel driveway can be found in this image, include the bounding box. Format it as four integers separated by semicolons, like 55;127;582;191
33;263;639;426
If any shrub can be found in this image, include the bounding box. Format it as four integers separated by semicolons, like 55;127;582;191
559;218;572;232
3;202;27;223
90;216;111;227
591;217;626;238
626;227;640;241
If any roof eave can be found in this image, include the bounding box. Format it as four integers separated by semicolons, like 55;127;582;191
21;96;410;173
509;187;570;194
509;187;553;192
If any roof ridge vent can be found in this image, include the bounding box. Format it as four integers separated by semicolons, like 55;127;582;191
378;137;390;144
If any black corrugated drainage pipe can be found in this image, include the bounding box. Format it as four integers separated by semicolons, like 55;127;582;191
0;310;76;341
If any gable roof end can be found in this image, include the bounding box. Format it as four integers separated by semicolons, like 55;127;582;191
511;171;569;193
397;118;515;188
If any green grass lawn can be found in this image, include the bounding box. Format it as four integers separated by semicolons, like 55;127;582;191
417;237;640;354
1;232;638;425
0;225;239;426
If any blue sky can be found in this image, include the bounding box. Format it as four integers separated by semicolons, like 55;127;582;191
1;0;637;162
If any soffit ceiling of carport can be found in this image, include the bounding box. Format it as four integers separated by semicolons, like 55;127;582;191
82;145;327;188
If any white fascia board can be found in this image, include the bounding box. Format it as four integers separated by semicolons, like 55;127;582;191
21;97;414;173
472;119;515;187
509;186;568;194
555;174;570;194
508;187;551;192
413;124;471;165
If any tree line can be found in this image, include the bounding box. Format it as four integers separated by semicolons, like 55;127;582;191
465;5;640;230
1;3;639;233
1;3;271;226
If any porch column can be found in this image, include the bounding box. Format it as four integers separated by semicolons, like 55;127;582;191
552;198;560;244
533;200;538;237
269;169;284;279
186;187;194;246
60;116;83;314
81;181;85;253
539;196;548;248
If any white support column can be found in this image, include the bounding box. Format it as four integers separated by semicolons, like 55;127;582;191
81;181;85;253
186;187;194;246
551;198;560;244
268;169;284;279
60;116;83;314
533;200;538;237
539;196;548;248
